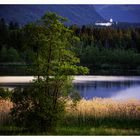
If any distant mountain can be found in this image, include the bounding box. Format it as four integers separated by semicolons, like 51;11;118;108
0;5;104;26
94;5;140;23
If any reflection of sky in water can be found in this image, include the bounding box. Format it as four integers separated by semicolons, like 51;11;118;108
1;76;140;100
74;81;140;100
111;86;140;100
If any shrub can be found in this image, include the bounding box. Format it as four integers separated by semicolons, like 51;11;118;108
0;88;11;99
11;79;66;132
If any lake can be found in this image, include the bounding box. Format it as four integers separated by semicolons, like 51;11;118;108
74;76;140;100
1;76;140;100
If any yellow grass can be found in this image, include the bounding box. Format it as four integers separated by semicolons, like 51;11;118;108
66;98;140;120
0;98;140;125
0;99;13;125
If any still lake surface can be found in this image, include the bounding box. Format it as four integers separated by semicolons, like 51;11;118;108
1;76;140;100
74;76;140;100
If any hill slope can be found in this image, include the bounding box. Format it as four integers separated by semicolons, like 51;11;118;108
0;5;104;25
94;5;140;23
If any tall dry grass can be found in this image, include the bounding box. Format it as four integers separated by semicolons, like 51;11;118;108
0;97;140;126
0;99;13;125
65;98;140;125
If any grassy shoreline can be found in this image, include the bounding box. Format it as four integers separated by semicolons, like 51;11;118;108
0;98;140;135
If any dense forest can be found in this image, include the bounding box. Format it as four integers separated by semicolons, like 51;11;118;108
1;17;140;75
70;25;140;75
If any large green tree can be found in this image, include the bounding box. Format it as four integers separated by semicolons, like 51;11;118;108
11;12;88;132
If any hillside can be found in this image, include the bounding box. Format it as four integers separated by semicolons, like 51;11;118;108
0;5;104;25
94;5;140;23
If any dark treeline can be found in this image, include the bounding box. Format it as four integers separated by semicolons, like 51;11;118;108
0;18;24;62
0;18;38;63
1;17;140;75
70;25;140;51
70;25;140;75
0;18;33;75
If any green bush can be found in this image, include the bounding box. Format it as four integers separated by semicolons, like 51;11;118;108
0;88;11;99
11;79;66;132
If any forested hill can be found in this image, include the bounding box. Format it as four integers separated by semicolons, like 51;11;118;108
0;5;104;26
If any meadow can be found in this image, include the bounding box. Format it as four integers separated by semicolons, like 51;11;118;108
0;97;140;135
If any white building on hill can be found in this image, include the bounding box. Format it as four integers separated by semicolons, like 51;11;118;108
95;19;113;27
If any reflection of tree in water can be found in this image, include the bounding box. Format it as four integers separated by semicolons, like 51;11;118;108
75;81;140;88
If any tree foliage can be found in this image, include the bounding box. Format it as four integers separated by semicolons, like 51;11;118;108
11;12;88;132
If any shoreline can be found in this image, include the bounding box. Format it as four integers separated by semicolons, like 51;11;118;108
1;75;140;84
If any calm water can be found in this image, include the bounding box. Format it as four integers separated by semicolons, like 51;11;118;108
1;76;140;100
74;76;140;100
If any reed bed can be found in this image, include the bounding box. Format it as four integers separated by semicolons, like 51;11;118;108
0;98;140;128
0;99;13;125
66;98;140;119
65;98;140;127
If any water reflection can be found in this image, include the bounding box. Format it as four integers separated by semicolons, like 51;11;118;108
74;81;140;100
1;76;140;100
111;86;140;100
